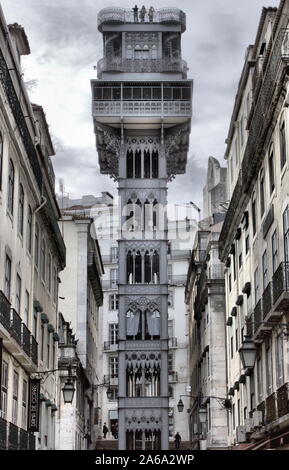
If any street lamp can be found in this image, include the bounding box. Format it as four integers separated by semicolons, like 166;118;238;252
106;387;114;400
198;406;207;424
62;378;76;404
239;335;257;369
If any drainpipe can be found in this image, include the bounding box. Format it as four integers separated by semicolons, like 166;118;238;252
30;195;47;332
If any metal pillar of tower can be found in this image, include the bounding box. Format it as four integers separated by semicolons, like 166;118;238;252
92;6;192;450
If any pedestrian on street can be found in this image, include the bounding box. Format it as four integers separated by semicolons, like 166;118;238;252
103;422;109;439
133;5;139;23
174;432;181;449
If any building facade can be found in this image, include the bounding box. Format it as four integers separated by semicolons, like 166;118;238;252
92;6;192;450
186;158;228;450
219;0;289;449
0;9;66;450
55;209;104;449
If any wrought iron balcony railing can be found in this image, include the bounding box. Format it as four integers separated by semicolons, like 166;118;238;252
104;374;118;386
97;7;186;32
11;309;22;346
168;337;178;348
262;282;273;319
104;341;118;351
254;300;262;335
272;262;289;311
97;58;188;76
277;383;289;419
93;100;192;117
0;291;11;331
266;393;277;424
0;419;36;450
21;323;31;357
31;336;38;366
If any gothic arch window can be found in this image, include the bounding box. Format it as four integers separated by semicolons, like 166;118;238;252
135;149;142;178
127;149;134;178
144;250;152;283
135;251;142;283
144;148;151;178
152;251;160;283
126;309;141;339
127;251;133;283
151;45;157;59
145;309;160;339
142;45;149;59
135;45;141;59
152;149;159;178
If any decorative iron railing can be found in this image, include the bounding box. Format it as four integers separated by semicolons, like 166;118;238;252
31;336;38;366
254;300;262;334
277;383;289;418
19;428;28;450
0;420;35;450
266;393;277;424
8;423;19;450
11;309;22;346
93;100;192;117
21;323;31;357
262;282;272;319
272;262;289;305
0;291;11;331
0;418;7;450
97;58;188;76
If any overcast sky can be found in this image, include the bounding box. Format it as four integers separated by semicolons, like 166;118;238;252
1;0;279;209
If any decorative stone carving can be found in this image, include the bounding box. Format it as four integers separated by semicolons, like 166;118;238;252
125;241;161;252
165;123;191;180
125;189;161;203
125;295;161;310
96;125;121;179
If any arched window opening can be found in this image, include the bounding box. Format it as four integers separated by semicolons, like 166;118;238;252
144;149;151;178
126;309;141;339
127;149;134;178
145;309;160;339
152;150;159;178
152;251;160;284
151;45;157;60
144;250;151;283
126;363;160;397
7;159;15;214
135;149;142;178
127;251;133;283
135;251;142;283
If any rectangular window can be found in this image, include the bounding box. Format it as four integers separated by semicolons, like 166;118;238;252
22;379;28;429
245;235;250;254
276;335;284;387
280;121;287;169
47;334;50;368
239;253;243;269
109;357;118;377
231;337;234;359
262;250;268;290
269;150;275;193
15;274;21;314
24;290;29;326
4;254;12;300
235;329;239;352
48;253;52;293
54;266;58;304
252;199;257;235
228;273;232;292
110;269;118;288
254;268;259;303
41;239;46;282
111;247;118;262
109;324;118;345
260;173;265;217
250;375;255;411
284;206;289;262
272;230;278;273
33;308;37;338
41;324;45;362
109;294;118;310
168;353;173;373
12;370;19;425
265;342;273;395
257;358;263;402
35;223;39;267
27;206;32;253
1;361;8;419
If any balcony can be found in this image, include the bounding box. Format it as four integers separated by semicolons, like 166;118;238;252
97;57;188;77
97;7;186;32
0;419;36;450
266;393;277;424
277;383;289;419
103;341;118;352
104;374;118;386
253;300;262;335
0;293;38;371
272;262;289;312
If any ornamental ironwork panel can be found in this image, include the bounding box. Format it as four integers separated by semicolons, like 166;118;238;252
277;383;289;418
254;300;262;334
31;336;38;366
21;323;31;357
0;418;7;450
11;309;22;345
0;291;11;331
28;433;36;450
262;282;272;319
8;423;19;450
266;393;277;424
272;261;289;308
19;428;28;450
